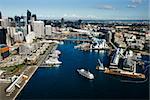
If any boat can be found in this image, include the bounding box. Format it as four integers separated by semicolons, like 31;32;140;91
45;57;62;65
77;69;94;79
49;54;59;58
59;41;64;45
96;59;105;71
53;50;61;55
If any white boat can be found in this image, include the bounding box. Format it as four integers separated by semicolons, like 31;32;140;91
59;41;64;45
49;54;59;58
53;50;61;55
77;69;94;79
45;57;62;65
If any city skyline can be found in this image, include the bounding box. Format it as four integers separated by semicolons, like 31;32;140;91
0;0;149;20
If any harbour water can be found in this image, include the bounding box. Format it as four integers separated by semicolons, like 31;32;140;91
16;41;149;99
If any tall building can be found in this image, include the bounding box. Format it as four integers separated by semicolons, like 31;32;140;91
25;32;36;43
14;16;21;27
20;16;26;26
6;33;12;47
32;21;45;38
0;11;2;26
14;31;24;43
7;27;16;38
8;17;16;27
105;30;112;42
45;25;52;36
61;18;64;28
77;19;82;28
27;10;31;24
27;10;31;35
0;28;7;44
1;17;9;28
32;14;37;21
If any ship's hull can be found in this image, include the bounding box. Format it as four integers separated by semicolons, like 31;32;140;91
77;69;94;79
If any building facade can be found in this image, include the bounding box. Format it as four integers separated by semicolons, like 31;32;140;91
32;21;45;38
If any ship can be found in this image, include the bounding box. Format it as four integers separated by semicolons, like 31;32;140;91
77;69;94;79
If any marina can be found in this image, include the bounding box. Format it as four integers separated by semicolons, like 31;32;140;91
0;1;149;100
0;43;57;100
16;42;149;99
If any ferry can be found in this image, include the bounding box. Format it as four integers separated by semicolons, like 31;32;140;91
77;69;94;79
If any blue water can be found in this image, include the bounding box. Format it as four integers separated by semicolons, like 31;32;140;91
16;42;149;99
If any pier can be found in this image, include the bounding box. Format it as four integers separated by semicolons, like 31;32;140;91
0;43;57;100
49;38;92;43
104;68;145;79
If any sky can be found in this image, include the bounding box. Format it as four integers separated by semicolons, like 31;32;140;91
0;0;149;20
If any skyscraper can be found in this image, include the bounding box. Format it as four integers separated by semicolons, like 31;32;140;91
45;25;52;36
0;11;2;26
27;10;31;24
27;10;31;34
32;21;45;38
14;16;21;27
0;28;7;44
61;18;64;28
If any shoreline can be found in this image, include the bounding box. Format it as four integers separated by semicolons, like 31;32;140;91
0;43;57;100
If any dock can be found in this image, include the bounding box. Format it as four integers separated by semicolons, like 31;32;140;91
0;43;57;100
104;68;145;79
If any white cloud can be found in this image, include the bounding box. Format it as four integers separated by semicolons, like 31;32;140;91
131;0;143;4
96;5;115;10
127;0;144;8
62;14;99;20
127;5;137;8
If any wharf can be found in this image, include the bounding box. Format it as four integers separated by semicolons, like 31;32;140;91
39;45;59;68
0;43;57;100
77;47;111;51
40;64;60;68
104;68;145;79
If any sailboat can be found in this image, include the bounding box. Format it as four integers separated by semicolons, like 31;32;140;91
96;59;105;71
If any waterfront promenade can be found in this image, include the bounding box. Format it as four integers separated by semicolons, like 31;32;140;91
0;43;57;100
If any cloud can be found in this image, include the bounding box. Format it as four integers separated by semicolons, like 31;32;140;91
127;5;137;8
62;14;98;20
131;0;143;4
127;0;144;8
96;5;115;10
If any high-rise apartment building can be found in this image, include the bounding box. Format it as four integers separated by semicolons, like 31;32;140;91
45;25;52;36
32;21;45;38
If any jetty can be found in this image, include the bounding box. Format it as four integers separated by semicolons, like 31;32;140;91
0;43;57;100
104;68;145;79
